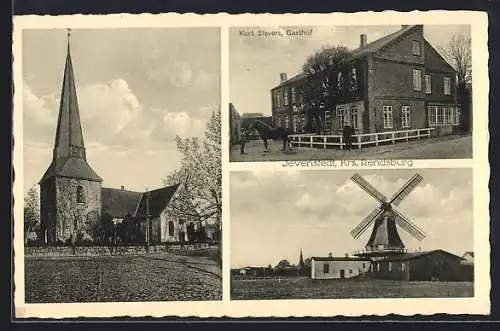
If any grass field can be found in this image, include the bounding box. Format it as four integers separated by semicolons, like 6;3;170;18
25;253;222;303
230;134;472;162
230;276;474;300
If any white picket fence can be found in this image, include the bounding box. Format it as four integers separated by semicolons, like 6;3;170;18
289;128;435;150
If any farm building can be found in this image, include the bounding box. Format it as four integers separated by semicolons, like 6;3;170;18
460;251;474;281
39;33;208;245
371;249;469;281
311;254;371;279
270;25;466;136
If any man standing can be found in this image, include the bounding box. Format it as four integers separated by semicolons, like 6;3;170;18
343;124;354;150
240;128;247;155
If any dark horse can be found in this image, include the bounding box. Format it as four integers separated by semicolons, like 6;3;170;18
247;119;292;152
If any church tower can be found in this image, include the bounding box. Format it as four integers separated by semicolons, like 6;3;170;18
39;30;102;244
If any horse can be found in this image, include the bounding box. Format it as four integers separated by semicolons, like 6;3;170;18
247;119;292;152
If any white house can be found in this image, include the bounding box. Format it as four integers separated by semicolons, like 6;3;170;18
311;255;371;280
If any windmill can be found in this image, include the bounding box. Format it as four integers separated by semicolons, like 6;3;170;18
350;173;427;258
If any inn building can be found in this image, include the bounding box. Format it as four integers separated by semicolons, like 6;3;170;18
270;25;464;136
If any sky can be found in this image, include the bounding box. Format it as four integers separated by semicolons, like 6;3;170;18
229;25;471;117
230;168;473;268
22;28;220;194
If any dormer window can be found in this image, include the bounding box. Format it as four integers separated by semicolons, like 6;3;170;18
76;185;85;203
71;145;82;157
412;40;421;56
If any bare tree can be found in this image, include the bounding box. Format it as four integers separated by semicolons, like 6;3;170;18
439;35;472;89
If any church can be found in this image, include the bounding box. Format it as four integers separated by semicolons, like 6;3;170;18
38;33;201;245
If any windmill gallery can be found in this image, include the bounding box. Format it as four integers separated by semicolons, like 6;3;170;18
309;173;473;282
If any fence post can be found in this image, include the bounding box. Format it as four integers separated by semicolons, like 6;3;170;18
375;133;379;147
357;135;361;149
323;137;327;149
406;131;409;142
417;129;420;140
310;136;313;148
340;136;343;150
392;132;395;144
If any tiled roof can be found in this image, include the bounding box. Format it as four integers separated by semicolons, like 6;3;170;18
135;184;180;218
40;157;103;182
272;25;419;90
379;249;464;262
101;188;142;218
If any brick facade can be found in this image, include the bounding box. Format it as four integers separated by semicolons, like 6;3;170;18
270;25;462;136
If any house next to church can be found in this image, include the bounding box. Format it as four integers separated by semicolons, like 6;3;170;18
39;34;205;245
270;25;465;136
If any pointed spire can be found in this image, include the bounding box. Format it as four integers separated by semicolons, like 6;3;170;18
53;28;86;161
298;248;305;268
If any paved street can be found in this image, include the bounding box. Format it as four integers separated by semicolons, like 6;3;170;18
230;134;472;162
25;254;222;303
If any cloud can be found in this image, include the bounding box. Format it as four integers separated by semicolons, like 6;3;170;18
23;78;207;149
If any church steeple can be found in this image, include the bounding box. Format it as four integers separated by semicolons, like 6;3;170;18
53;28;86;161
298;248;305;269
40;29;102;183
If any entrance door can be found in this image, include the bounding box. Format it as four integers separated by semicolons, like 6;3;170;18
340;270;345;279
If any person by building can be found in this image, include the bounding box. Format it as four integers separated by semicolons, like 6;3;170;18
343;124;354;150
240;129;247;155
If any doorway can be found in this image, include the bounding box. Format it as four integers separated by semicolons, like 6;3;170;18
340;269;345;279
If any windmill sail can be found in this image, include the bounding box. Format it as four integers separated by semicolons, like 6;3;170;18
392;209;426;241
350;207;383;239
390;174;423;206
351;173;387;203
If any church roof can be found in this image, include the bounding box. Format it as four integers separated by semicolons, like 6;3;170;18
40;156;103;182
135;184;181;218
101;188;142;218
40;34;101;183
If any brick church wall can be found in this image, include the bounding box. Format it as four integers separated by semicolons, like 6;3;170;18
55;177;102;243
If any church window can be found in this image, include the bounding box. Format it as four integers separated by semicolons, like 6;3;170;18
76;185;85;203
168;221;175;236
71;145;82;157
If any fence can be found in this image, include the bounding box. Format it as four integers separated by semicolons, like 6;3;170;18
25;242;219;257
289;128;435;150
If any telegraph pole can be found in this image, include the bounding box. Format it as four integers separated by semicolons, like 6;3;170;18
146;187;150;247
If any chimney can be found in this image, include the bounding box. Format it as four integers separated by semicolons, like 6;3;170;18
401;25;410;30
360;34;367;48
328;252;332;258
280;73;288;83
345;253;349;258
121;185;125;190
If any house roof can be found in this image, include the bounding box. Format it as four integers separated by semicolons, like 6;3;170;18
311;256;371;262
271;25;423;90
135;184;180;218
463;251;474;258
350;25;418;58
101;188;142;218
379;249;464;262
40;156;103;183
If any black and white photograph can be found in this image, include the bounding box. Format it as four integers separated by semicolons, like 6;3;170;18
229;25;472;161
230;169;474;300
21;27;222;303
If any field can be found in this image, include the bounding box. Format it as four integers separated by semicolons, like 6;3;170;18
230;276;474;300
230;134;472;162
25;253;222;303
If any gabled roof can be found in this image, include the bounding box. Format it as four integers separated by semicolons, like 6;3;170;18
135;184;180;218
271;25;421;90
40;156;103;183
379;249;464;262
350;25;419;58
102;188;142;218
463;251;474;258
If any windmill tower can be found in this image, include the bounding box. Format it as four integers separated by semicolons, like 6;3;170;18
349;173;427;259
